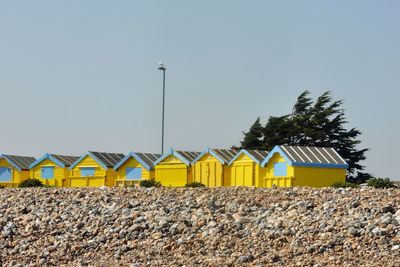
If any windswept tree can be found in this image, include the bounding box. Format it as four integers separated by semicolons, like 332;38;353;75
239;90;369;182
240;117;263;150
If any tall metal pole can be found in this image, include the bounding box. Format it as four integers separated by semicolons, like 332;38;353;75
158;62;166;154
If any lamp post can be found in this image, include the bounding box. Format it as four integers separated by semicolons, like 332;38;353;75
158;62;166;154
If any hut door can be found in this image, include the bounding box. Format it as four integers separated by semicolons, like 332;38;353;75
200;162;209;186
235;165;244;186
243;164;253;187
208;162;216;187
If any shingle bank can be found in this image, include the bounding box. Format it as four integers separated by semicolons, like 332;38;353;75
1;187;399;266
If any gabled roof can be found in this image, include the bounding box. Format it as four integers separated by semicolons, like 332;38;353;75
29;154;80;169
114;152;162;171
69;151;125;170
192;148;239;164
261;145;348;168
0;154;36;171
228;149;269;165
153;149;200;166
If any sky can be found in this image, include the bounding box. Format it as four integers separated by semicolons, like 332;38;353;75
0;1;399;178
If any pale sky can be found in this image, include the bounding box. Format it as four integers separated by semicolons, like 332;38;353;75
1;1;399;178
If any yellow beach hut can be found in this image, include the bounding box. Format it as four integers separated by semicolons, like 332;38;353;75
261;145;348;187
29;154;79;187
192;148;239;187
228;149;269;187
153;149;200;187
0;154;36;187
113;152;161;187
69;151;125;187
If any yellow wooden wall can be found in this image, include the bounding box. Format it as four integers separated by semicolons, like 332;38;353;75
293;167;346;187
154;155;191;187
30;159;69;187
69;155;116;187
0;159;29;187
230;154;266;187
115;157;154;187
263;153;295;187
192;153;232;187
263;152;346;188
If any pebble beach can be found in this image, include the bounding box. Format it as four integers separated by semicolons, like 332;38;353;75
1;187;400;266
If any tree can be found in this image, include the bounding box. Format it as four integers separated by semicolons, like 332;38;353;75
240;117;263;150
239;90;370;182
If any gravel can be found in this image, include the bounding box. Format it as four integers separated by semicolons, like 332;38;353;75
1;187;400;266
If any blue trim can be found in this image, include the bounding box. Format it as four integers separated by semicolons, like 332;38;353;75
69;152;108;170
228;149;262;166
153;148;191;166
1;155;22;172
261;146;292;167
192;147;226;165
292;162;349;169
114;152;152;171
152;148;174;166
260;145;349;169
29;154;66;169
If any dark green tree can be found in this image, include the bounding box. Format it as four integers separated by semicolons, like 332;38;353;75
261;115;292;150
240;117;264;150
239;90;369;182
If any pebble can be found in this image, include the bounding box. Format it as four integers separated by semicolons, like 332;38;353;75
0;187;398;266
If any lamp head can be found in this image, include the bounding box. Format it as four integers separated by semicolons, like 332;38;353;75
158;61;166;70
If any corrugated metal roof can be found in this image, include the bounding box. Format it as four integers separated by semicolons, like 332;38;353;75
134;152;162;168
89;151;125;168
2;155;36;170
50;154;80;167
279;145;347;165
176;151;200;163
210;148;239;163
246;150;269;162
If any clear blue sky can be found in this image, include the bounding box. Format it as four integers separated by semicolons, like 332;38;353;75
1;1;399;178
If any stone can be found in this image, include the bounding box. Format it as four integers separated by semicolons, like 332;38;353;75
122;208;132;217
392;245;400;251
237;255;254;263
348;227;360;237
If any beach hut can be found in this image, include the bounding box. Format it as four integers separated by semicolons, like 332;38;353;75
153;149;200;187
192;148;239;187
0;154;36;187
261;145;348;187
113;152;161;187
29;154;79;187
69;151;125;187
228;149;269;187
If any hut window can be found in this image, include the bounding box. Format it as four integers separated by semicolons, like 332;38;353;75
126;167;142;180
81;167;95;177
0;167;11;182
274;162;287;177
41;167;54;179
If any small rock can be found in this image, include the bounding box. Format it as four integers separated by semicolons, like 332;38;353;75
237;255;254;263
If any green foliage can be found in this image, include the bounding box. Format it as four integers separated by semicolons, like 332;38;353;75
331;181;359;188
0;184;5;189
239;90;369;182
185;182;206;188
19;178;44;188
240;117;264;149
138;179;162;188
367;178;396;189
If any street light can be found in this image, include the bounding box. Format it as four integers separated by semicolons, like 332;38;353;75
158;61;166;154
